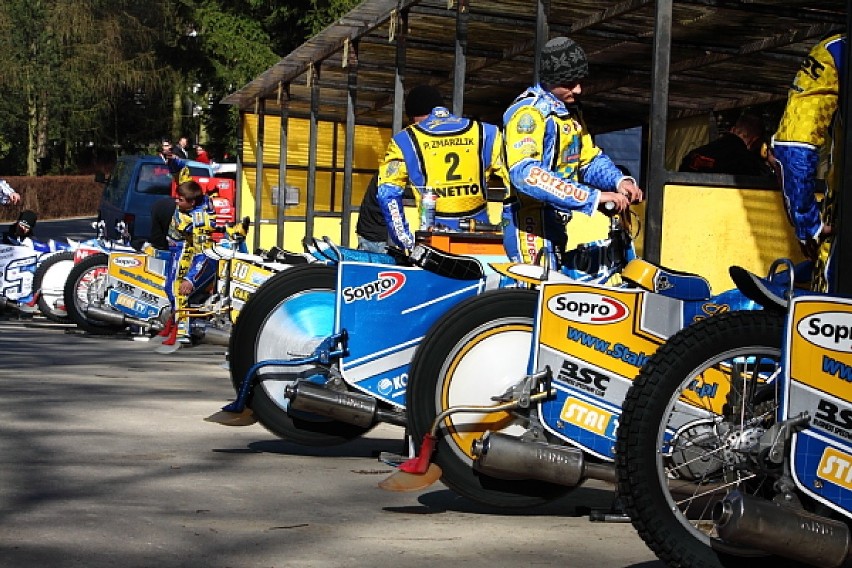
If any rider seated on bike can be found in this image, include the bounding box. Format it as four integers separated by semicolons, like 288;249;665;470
163;180;219;346
2;210;37;246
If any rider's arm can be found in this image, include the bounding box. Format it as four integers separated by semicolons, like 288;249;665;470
772;34;841;243
0;180;20;205
377;137;415;250
485;125;511;194
503;104;601;215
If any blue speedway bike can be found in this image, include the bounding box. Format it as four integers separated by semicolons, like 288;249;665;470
217;208;635;444
616;274;852;568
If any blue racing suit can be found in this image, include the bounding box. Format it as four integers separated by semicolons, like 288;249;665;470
377;106;509;250
502;84;630;267
773;33;844;293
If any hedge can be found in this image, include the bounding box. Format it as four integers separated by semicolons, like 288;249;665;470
0;176;102;222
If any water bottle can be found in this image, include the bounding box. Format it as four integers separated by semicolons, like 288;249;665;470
419;188;438;231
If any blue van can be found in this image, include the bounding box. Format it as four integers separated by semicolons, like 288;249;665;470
97;155;213;242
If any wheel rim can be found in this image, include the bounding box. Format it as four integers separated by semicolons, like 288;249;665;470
41;259;74;313
655;344;783;553
439;321;533;463
255;289;335;416
75;266;108;311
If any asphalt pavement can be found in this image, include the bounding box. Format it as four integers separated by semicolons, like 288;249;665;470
0;314;666;568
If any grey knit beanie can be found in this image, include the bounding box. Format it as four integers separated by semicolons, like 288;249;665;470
539;37;589;85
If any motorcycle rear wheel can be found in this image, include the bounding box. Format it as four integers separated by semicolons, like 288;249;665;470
63;253;126;335
229;264;372;446
616;311;804;568
407;288;571;508
34;250;75;323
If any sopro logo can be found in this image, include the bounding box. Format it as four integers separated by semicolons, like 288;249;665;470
547;292;628;324
798;311;852;352
113;256;142;268
342;271;406;303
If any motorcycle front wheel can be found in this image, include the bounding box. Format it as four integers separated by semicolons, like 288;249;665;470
229;264;372;446
34;250;75;323
616;310;799;568
63;253;125;335
407;288;571;508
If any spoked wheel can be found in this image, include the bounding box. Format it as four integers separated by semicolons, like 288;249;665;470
616;311;802;568
34;251;75;323
63;253;125;335
407;288;571;508
229;264;372;446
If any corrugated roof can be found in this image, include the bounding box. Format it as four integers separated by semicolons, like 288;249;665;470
223;0;846;133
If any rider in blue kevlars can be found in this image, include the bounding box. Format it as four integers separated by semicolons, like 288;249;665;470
376;85;509;251
163;179;219;346
502;37;641;267
772;33;844;293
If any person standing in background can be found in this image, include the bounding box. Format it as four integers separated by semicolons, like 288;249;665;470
356;173;389;253
376;85;509;251
173;136;190;160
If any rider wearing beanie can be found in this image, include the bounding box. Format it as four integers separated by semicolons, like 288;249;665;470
376;85;509;251
2;210;37;246
501;36;643;267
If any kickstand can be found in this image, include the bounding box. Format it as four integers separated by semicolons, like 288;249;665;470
377;428;415;468
589;493;631;523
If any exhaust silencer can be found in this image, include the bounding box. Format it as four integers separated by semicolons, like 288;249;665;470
470;431;616;486
84;305;165;331
85;305;129;325
714;491;851;568
285;382;378;428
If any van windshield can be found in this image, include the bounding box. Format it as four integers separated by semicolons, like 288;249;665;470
136;164;173;195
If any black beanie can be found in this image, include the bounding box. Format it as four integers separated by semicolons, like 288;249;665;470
17;210;37;231
539;37;589;86
405;85;444;119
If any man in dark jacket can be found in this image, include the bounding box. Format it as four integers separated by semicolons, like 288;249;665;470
679;113;771;176
356;174;389;252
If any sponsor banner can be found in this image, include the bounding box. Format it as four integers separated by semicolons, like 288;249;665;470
788;296;852;404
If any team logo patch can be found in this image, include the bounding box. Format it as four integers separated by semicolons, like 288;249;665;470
517;113;536;134
386;160;400;176
547;291;629;324
798;311;852;352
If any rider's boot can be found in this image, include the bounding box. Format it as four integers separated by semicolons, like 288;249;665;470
158;318;174;338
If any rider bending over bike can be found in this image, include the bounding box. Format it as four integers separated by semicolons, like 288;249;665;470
164;180;219;345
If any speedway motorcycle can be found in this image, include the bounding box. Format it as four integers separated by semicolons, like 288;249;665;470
383;253;784;508
31;220;134;323
63;220;296;341
217;209;639;445
615;274;852;568
0;234;72;318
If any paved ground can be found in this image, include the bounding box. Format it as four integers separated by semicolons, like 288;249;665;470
0;233;666;568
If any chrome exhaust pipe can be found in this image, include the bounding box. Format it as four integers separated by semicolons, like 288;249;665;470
84;305;164;331
200;326;230;346
285;382;380;428
714;491;852;568
470;431;616;486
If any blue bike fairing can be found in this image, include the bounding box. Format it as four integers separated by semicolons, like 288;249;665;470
336;261;485;406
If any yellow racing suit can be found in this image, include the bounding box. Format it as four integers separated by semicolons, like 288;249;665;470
773;33;844;293
502;85;630;266
377;106;509;249
166;196;218;341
